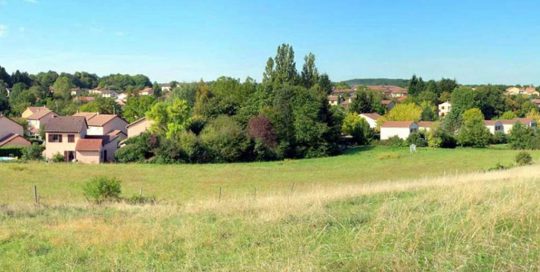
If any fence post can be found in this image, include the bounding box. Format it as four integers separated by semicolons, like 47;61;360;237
33;185;39;206
139;188;143;197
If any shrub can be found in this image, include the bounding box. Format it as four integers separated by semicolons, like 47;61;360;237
83;176;122;204
200;115;250;162
341;113;372;145
0;147;24;158
491;132;507;145
427;127;457;148
508;123;535;150
457;108;491;147
407;132;427;147
52;153;65;163
515;151;532;166
126;194;156;205
21;143;44;160
488;162;510;171
380;136;406;147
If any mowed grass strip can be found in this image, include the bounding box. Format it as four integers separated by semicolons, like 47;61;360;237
0;165;539;271
1;146;538;205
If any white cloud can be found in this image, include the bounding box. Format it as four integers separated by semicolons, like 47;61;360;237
0;25;7;37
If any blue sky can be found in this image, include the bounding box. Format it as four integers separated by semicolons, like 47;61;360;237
1;0;540;84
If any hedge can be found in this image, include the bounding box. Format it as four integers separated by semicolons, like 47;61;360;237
0;147;24;158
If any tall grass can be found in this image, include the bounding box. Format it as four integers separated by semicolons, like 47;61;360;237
1;165;539;271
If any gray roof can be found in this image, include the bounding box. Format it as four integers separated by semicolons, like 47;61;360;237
45;116;88;133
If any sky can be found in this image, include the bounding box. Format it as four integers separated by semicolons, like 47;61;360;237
1;0;540;85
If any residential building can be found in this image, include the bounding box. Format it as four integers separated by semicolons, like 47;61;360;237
500;118;537;134
359;113;381;129
381;100;395;111
139;87;154;96
367;85;408;98
44;116;88;162
380;121;418;140
505;86;539;96
21;106;49;119
89;88;119;99
161;83;173;92
0;115;30;148
418;121;435;132
438;102;452;117
127;117;153;139
73;112;128;136
23;107;58;136
328;95;340;106
484;120;504;134
44;116;122;163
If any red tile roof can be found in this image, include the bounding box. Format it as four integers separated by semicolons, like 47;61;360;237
0;133;31;147
27;109;56;120
87;114;125;127
418;121;435;128
73;112;99;121
75;138;103;152
381;121;416;128
361;113;382;120
45;116;87;133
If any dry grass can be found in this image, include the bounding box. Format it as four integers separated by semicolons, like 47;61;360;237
1;165;539;271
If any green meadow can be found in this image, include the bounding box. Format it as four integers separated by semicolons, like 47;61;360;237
1;146;539;271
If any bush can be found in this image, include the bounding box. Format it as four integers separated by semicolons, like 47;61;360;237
341;113;372;145
491;132;507;145
380;136;406;147
515;151;532;166
21;143;44;160
200;115;250;162
508;123;535;150
0;147;24;158
427;127;457;148
126;194;156;205
407;132;427;147
457;108;491;147
52;152;65;163
488;162;510;171
83;176;122;204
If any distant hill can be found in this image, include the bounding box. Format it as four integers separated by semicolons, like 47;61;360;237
339;78;409;88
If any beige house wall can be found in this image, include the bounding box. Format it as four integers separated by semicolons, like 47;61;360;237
44;130;86;160
76;151;101;164
128;119;152;138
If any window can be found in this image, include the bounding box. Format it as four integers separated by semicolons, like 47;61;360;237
68;134;75;143
48;134;62;143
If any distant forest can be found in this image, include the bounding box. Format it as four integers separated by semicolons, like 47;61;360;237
340;78;409;87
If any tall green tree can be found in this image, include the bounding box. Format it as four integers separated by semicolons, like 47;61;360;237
300;53;319;88
147;98;191;139
349;87;383;114
457;108;491;147
122;95;156;122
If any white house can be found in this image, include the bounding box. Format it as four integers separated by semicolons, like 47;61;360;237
359;113;382;129
418;121;435;132
380;121;419;140
500;118;536;134
89;89;119;99
438;102;452;117
484;120;504;134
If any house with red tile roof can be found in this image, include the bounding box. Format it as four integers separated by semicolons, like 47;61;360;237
0;115;30;148
73;112;128;136
44;116;122;163
484;120;504;134
359;113;382;129
499;118;536;134
23;107;58;136
380;121;418;140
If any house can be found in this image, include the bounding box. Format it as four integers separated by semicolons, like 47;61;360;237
138;87;154;96
500;118;537;134
73;112;128;136
484;120;504;134
367;85;408;98
532;99;540;108
328;95;340;106
44;116;88;162
74;96;96;103
22;106;49;119
505;86;539;96
0;133;31;148
89;88;119;99
44;116;121;163
0;115;30;148
0;115;24;138
418;121;435;132
381;100;395;111
127;117;153;138
116;93;128;106
360;113;382;129
438;102;452;117
380;121;419;140
161;83;172;92
24;108;58;136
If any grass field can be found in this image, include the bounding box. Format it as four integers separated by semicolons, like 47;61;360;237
1;146;539;271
